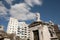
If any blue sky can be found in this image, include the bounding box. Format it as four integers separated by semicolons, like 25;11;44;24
0;0;60;31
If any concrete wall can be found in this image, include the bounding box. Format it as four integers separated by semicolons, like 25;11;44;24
43;25;50;40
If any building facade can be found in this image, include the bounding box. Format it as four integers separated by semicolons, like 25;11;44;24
7;17;18;35
7;17;29;39
17;22;29;39
28;13;59;40
28;21;59;40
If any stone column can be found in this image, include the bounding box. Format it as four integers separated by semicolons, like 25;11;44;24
30;30;34;40
43;25;51;40
38;28;43;40
38;25;43;40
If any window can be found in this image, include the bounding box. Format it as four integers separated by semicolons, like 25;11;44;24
22;29;24;30
49;30;53;37
21;36;24;38
22;31;24;35
18;30;20;32
12;31;14;32
17;33;20;34
25;36;26;38
25;34;26;35
25;27;27;28
25;32;27;33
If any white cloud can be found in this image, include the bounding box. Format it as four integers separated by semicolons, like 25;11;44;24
24;0;42;7
0;1;8;16
0;1;10;21
10;3;36;21
0;6;10;21
0;6;7;15
0;0;42;21
5;0;14;5
0;1;4;6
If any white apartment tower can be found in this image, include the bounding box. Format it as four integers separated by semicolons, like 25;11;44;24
7;18;18;35
7;17;29;39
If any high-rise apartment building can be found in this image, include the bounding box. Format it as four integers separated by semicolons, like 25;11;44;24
7;17;18;35
7;17;29;39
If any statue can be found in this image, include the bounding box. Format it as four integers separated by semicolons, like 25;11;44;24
36;12;41;21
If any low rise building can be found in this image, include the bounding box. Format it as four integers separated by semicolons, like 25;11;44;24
28;13;59;40
28;21;59;40
17;22;29;39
